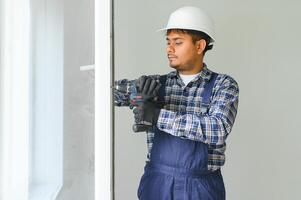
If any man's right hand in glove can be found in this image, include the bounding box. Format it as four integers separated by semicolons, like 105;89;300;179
133;100;161;127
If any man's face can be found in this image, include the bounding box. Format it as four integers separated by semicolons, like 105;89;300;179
166;30;204;74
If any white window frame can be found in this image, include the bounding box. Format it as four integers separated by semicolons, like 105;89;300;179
0;0;63;199
95;0;114;199
0;0;30;199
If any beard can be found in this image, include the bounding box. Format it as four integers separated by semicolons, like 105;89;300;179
169;60;180;69
170;64;179;69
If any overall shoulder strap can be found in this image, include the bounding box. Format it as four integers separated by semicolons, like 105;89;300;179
158;74;168;102
201;72;218;107
150;74;167;133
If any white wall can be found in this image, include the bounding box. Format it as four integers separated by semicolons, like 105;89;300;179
56;0;95;199
114;0;301;199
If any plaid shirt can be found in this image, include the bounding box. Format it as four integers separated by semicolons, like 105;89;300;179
115;64;239;171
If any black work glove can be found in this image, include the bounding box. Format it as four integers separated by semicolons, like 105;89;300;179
135;76;161;101
133;100;161;127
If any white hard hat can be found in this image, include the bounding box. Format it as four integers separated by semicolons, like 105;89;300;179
156;6;216;45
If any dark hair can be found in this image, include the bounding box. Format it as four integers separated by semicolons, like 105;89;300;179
166;29;213;56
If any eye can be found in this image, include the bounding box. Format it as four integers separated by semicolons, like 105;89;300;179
175;40;183;45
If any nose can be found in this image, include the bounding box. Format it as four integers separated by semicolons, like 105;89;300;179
166;44;175;54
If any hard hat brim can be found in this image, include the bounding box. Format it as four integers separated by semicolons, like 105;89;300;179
155;27;168;33
155;27;215;44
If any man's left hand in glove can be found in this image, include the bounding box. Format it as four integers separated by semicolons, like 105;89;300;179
135;75;161;102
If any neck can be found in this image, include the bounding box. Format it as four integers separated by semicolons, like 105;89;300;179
178;60;204;75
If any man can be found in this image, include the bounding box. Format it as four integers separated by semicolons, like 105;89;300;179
115;6;239;200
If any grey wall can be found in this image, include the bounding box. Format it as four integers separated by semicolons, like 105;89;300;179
56;0;95;199
114;0;301;199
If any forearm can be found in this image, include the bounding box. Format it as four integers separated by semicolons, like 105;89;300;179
113;79;133;107
114;90;130;107
156;109;235;145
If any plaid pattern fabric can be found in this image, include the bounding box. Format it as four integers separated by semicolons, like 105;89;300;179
115;63;239;171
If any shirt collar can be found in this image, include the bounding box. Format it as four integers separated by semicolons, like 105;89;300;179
167;63;213;83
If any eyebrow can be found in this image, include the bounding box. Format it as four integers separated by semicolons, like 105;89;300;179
166;37;184;41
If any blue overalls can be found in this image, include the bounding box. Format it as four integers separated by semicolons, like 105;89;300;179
137;72;226;200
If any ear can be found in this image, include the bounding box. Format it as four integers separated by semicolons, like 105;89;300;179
196;39;206;55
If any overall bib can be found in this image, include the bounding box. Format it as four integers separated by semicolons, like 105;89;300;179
137;72;226;200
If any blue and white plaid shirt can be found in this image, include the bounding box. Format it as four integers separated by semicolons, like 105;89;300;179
115;64;239;171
